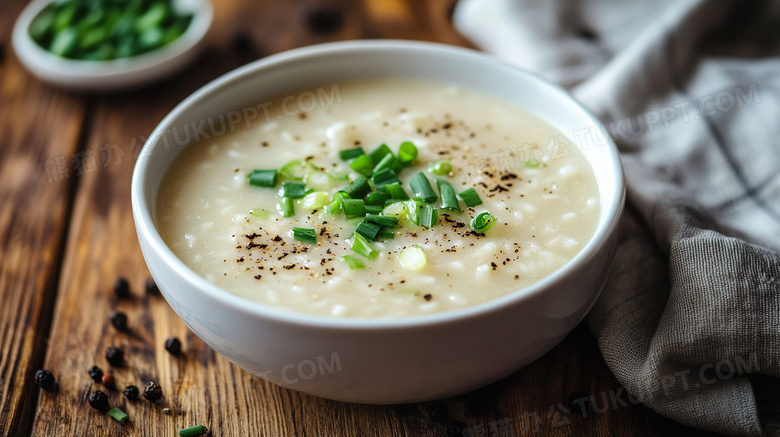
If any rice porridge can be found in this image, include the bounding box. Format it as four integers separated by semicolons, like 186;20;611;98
156;79;600;317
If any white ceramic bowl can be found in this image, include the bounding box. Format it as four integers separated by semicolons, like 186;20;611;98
12;0;212;90
132;40;624;404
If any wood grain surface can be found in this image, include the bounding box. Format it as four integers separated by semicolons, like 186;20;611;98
0;0;721;436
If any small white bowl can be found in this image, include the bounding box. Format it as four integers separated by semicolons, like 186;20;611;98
132;40;625;404
12;0;212;90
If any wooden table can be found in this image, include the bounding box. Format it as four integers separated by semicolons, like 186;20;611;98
0;1;722;435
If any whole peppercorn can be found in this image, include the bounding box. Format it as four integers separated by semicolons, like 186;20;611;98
143;381;163;402
102;373;116;389
145;277;159;295
105;346;124;366
124;385;139;401
34;369;55;391
88;365;104;382
88;390;110;412
109;311;128;331
113;277;130;298
164;337;181;355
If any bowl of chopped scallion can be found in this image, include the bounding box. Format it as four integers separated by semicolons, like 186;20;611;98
12;0;212;90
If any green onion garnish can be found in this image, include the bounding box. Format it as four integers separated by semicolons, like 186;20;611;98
280;182;306;198
365;214;398;227
382;202;408;220
280;160;316;180
343;199;366;217
371;168;401;189
470;212;496;232
352;233;378;259
340;255;365;269
398;245;426;271
365;205;383;215
348;175;371;198
522;159;541;169
398;141;418;165
324;191;350;215
377;228;396;239
368;143;392;164
247;169;277;187
355;220;382;241
293;227;317;244
420;204;438;228
277;197;295;217
436;179;460;213
458;188;483;207
179;425;209;437
409;172;437;203
339;147;365;161
107;407;129;424
348;154;374;176
428;160;453;175
250;208;270;219
301;191;330;210
384;182;410;200
404;199;422;225
366;192;390;206
374;153;403;174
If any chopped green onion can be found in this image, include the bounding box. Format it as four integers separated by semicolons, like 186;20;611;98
404;199;422;225
107;407;129;424
280;182;306;198
436;179;460;213
365;205;383;215
348;154;374;176
420;204;438;227
352;233;378;259
303;171;335;191
293;227;317;244
382;202;408;220
365;215;398;227
366;192;390;206
343;199;366;217
398;141;418;165
458;188;483;207
373;153;402;174
371;168;401;189
409;172;437;203
377;228;396;239
522;159;541;169
368;143;392;164
247;169;277;187
428;160;453;175
324;191;350;215
301;191;330;210
340;255;365;269
348;175;371;198
250;208;270;219
339;147;365;161
470;212;496;232
398;245;426;271
179;425;209;437
355;221;382;241
280;160;316;180
277;197;295;217
384;182;410;200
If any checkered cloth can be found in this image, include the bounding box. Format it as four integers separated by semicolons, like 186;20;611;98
455;0;780;435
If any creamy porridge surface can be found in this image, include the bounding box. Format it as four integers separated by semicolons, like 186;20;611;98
157;79;600;318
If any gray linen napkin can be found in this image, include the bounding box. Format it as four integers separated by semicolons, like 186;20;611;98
455;0;780;435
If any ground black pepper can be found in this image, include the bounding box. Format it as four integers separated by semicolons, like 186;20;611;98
113;277;130;298
124;385;139;401
105;346;124;366
88;365;103;382
109;311;128;331
88;390;110;412
164;337;182;355
143;381;163;401
34;369;55;391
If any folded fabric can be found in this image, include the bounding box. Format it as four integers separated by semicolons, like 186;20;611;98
455;1;780;435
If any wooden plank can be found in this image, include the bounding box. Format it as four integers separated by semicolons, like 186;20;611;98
0;2;86;436
25;0;722;436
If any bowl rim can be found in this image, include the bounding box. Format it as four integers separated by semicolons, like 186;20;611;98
12;0;213;86
131;39;625;330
